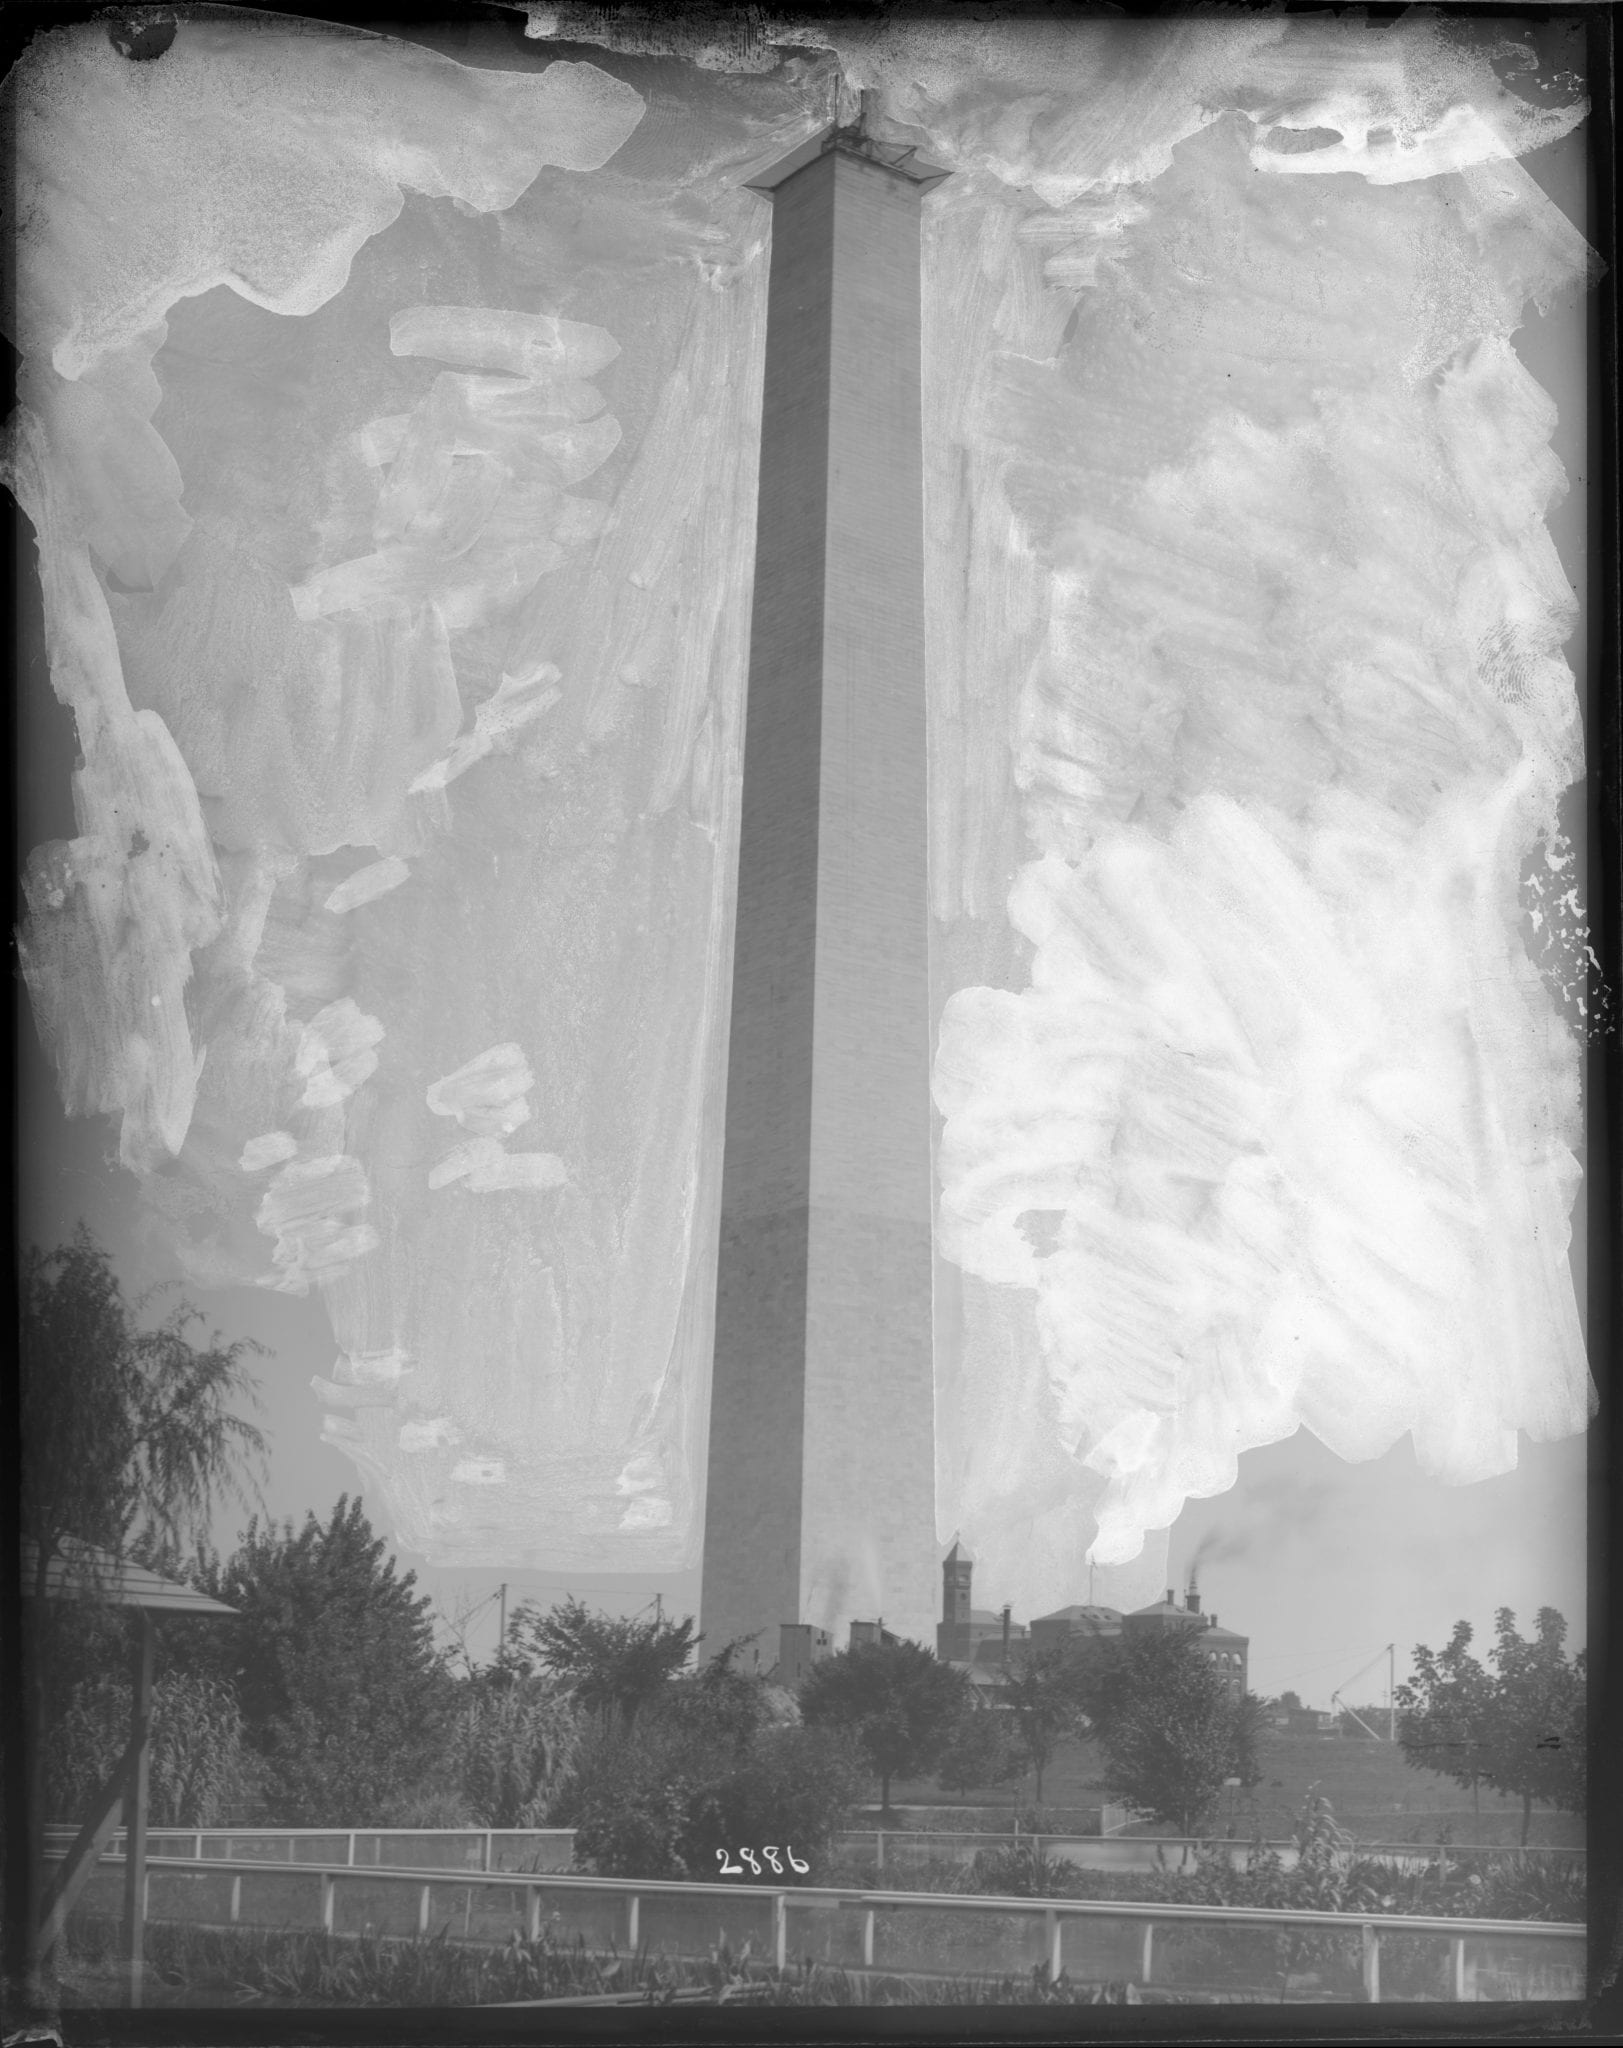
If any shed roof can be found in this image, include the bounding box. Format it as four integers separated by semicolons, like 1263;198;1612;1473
22;1540;238;1616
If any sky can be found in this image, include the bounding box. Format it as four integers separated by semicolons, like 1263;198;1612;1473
9;10;1598;1704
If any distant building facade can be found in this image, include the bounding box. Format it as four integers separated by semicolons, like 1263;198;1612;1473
936;1537;1029;1668
1121;1588;1249;1694
1028;1603;1126;1656
848;1619;902;1650
937;1548;1249;1695
776;1622;833;1688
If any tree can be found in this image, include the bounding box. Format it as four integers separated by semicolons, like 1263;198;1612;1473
176;1496;456;1824
1397;1608;1585;1846
933;1702;1024;1797
18;1226;268;1937
797;1641;968;1814
660;1644;777;1755
997;1646;1086;1809
508;1597;698;1731
1395;1622;1489;1813
1076;1628;1261;1836
1484;1609;1586;1840
21;1227;266;1591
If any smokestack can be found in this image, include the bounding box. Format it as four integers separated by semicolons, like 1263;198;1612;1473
1186;1588;1201;1614
1001;1604;1011;1666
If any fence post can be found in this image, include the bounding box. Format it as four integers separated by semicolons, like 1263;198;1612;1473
230;1875;241;1925
1045;1911;1062;1979
482;1831;492;1874
773;1890;787;1970
862;1908;875;1969
1361;1923;1381;2003
876;1829;884;1871
527;1886;541;1944
1451;1936;1468;2002
418;1882;431;1937
348;1832;356;1868
194;1832;203;1862
1139;1922;1154;1986
320;1872;335;1935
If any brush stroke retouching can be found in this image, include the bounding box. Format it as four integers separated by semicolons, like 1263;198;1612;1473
5;13;1597;1599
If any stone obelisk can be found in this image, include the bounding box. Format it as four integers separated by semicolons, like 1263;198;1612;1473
700;116;945;1662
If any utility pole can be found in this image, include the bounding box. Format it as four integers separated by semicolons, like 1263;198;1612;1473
497;1582;507;1662
1388;1642;1395;1742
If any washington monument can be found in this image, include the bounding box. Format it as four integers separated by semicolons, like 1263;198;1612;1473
700;107;945;1661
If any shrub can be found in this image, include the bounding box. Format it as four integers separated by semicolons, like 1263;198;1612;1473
553;1712;861;1882
46;1669;264;1827
679;1725;865;1879
451;1676;577;1828
967;1844;1085;1898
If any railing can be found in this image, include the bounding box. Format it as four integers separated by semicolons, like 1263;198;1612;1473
52;1823;1581;1886
46;1847;1584;2003
43;1825;575;1874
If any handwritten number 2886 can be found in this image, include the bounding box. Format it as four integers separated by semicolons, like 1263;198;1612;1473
715;1845;809;1876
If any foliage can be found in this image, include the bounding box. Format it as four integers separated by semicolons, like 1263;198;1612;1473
1073;1628;1261;1835
797;1641;969;1811
967;1842;1085;1898
678;1724;865;1877
1396;1609;1585;1845
1395;1620;1488;1798
449;1673;578;1829
45;1667;264;1828
933;1703;1025;1796
508;1597;698;1731
660;1646;777;1754
996;1647;1087;1808
554;1706;861;1881
21;1226;265;1581
56;1916;715;2008
827;1806;1584;1926
53;1916;1156;2007
170;1496;456;1825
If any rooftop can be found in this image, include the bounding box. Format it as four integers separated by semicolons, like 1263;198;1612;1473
22;1539;238;1616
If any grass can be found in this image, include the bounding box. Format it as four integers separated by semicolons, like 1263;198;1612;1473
817;1841;1585;1924
887;1732;1583;1848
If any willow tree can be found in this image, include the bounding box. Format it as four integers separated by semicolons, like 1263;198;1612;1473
21;1224;266;1591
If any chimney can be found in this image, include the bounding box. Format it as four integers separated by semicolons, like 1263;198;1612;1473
1001;1604;1011;1666
1165;1588;1175;1607
1186;1589;1201;1615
